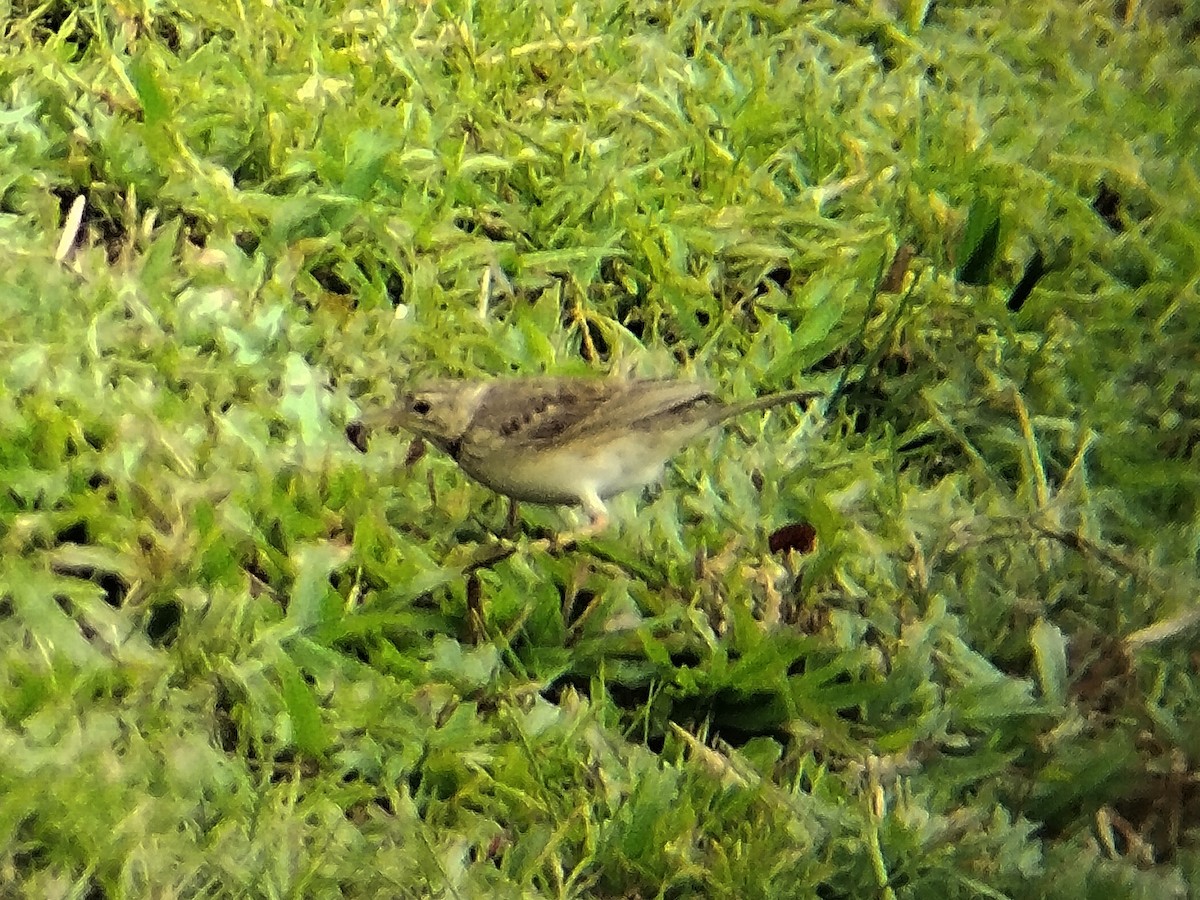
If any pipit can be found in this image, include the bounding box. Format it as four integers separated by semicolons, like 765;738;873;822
354;374;818;537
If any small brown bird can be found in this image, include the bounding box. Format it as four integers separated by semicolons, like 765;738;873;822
356;374;818;534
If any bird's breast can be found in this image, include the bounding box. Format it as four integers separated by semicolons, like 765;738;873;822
457;430;700;506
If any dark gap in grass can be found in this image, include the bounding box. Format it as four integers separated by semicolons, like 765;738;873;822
345;421;370;454
269;748;295;782
858;27;899;72
879;245;915;294
24;1;95;51
404;766;424;800
768;522;817;555
242;558;275;600
274;748;319;779
385;268;405;307
151;14;182;52
94;475;118;504
333;636;373;665
10;841;51;879
311;264;354;297
746;279;771;303
622;311;645;340
1008;248;1048;312
55;520;90;544
1028;795;1105;844
615;295;646;341
235;232;260;256
146;600;181;646
842;382;890;435
213;681;240;752
0;596;12;618
811;347;855;374
1116;773;1200;862
876;351;912;378
662;878;712;900
1157;418;1200;460
992;459;1024;492
762;262;791;293
450;519;495;545
957;203;1003;286
50;185;129;264
1107;248;1151;288
264;517;289;559
643;730;665;755
96;571;128;607
342;804;368;830
895;432;939;457
131;214;185;261
561;587;595;629
232;153;272;192
670;687;798;744
852;374;926;439
327;568;353;595
1068;630;1133;714
914;449;966;483
703;720;795;752
413;764;463;803
596;675;656;713
79;611;101;642
992;645;1035;681
579;317;610;362
539;672;587;705
1092;181;1124;232
456;211;520;242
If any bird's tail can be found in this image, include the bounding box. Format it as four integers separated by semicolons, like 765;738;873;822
723;388;823;421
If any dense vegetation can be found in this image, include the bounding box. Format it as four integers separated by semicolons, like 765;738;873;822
2;1;1198;896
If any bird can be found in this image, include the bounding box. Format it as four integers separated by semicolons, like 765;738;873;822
352;374;819;537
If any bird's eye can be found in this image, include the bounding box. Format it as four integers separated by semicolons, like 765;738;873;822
411;399;432;415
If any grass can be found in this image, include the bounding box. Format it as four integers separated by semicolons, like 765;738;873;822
2;0;1199;896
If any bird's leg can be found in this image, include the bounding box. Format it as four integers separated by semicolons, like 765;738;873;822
571;489;610;538
505;497;522;538
533;489;609;553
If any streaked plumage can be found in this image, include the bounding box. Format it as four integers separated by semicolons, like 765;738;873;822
358;375;817;531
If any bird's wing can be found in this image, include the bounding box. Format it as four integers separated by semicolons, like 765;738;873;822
463;376;718;454
596;378;720;434
462;377;615;452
